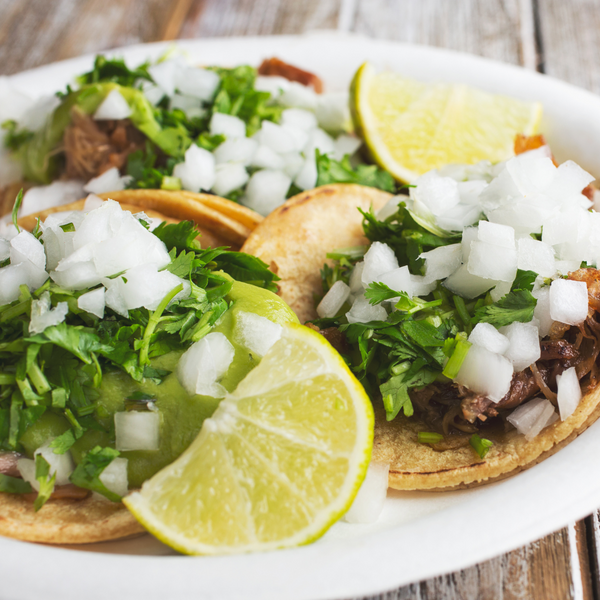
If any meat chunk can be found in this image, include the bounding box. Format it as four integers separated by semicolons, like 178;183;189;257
64;108;145;180
540;339;580;361
258;58;323;93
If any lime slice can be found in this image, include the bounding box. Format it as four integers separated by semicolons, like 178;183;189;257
124;324;374;555
351;62;543;183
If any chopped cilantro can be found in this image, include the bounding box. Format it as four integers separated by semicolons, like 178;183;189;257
315;151;396;193
472;289;537;328
469;434;493;459
417;432;444;444
0;473;32;494
34;454;56;511
70;446;122;501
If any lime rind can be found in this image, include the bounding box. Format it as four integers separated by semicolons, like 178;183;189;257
124;324;374;555
351;62;544;183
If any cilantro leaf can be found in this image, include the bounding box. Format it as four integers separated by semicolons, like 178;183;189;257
0;473;32;494
472;289;537;327
316;151;396;193
78;55;152;87
49;428;80;454
380;360;438;420
511;269;537;292
69;446;122;502
152;221;202;253
34;454;56;511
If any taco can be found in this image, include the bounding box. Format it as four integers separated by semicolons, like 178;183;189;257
0;196;295;543
241;148;600;491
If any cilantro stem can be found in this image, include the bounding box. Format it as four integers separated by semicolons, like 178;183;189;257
0;374;16;385
418;432;444;444
0;298;31;323
469;434;493;459
27;361;51;395
11;189;23;233
8;391;22;449
139;284;183;366
453;295;472;334
442;335;472;379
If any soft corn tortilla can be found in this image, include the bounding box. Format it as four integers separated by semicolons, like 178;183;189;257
0;493;144;544
0;190;262;544
241;184;392;323
242;183;600;490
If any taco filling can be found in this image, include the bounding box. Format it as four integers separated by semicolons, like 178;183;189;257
0;196;297;525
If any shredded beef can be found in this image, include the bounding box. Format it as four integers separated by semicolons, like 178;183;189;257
540;339;579;361
258;58;323;93
63;107;145;180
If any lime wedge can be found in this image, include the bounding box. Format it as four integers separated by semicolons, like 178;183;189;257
124;324;374;555
351;62;543;183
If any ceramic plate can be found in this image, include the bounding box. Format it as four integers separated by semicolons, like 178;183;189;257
2;33;600;600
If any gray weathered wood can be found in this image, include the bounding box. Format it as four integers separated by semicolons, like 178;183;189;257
0;0;193;76
351;0;529;66
536;0;600;93
179;0;342;38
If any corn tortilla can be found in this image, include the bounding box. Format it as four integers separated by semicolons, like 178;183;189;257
242;183;600;490
241;184;392;323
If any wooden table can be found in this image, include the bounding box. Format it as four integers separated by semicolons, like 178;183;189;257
1;0;599;598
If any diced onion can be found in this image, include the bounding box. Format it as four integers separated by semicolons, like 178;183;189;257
115;412;160;451
344;462;389;524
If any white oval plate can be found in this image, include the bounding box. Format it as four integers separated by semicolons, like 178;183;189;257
2;33;600;600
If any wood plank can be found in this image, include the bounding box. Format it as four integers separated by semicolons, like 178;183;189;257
536;0;600;93
354;527;588;600
179;0;342;38
351;0;528;66
0;0;193;76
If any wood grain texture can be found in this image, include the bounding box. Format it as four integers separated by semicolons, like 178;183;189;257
536;0;600;93
179;0;342;38
354;527;587;600
0;0;193;76
351;0;528;65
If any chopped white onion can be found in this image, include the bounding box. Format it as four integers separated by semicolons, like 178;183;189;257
212;163;249;197
468;323;510;355
234;311;283;357
175;67;220;102
99;457;128;498
361;242;399;287
549;278;588;325
454;344;513;402
29;291;69;335
499;321;541;372
77;287;105;318
317;280;351;318
209;113;246;139
213;137;257;166
343;462;389;524
243;170;291;216
507;397;557;440
34;440;75;486
84;167;132;194
93;90;132;120
346;295;388;324
115;411;160;451
177;332;235;397
21;180;85;217
556;367;582;421
173;144;216;192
